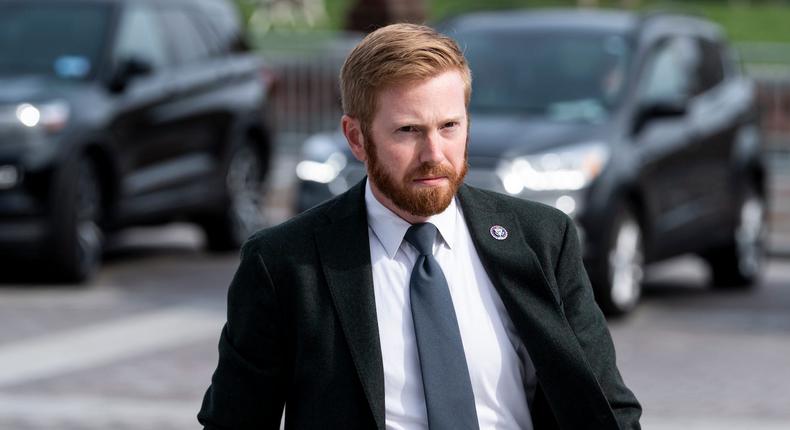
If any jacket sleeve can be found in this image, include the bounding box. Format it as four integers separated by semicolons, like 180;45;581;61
554;215;642;430
198;239;289;429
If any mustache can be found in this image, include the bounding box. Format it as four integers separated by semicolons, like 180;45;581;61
409;163;455;180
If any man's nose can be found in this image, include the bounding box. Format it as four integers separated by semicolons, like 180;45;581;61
419;129;445;164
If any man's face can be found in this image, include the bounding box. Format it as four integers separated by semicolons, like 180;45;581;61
348;70;469;221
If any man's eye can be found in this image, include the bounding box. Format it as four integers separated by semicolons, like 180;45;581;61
398;126;417;133
443;121;459;129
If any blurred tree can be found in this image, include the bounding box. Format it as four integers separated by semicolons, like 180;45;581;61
233;0;256;26
233;0;790;43
578;0;641;7
234;0;329;33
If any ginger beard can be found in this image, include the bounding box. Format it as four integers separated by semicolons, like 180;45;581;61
364;131;469;218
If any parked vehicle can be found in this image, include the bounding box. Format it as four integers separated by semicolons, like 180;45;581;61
295;9;766;315
0;0;274;281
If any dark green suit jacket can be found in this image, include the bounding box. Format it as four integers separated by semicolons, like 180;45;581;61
199;180;641;429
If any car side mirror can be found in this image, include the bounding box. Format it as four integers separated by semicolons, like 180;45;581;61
108;57;153;93
632;97;688;135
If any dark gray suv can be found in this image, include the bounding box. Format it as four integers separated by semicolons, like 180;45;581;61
295;9;766;315
0;0;274;281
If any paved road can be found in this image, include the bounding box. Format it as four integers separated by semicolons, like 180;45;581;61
611;257;790;430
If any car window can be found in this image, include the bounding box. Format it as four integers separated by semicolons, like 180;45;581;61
698;38;725;92
452;28;632;122
196;0;244;53
0;2;111;79
160;8;213;65
188;11;224;57
113;5;169;72
639;36;701;103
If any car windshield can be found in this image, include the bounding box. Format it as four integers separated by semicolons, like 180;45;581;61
0;2;112;80
454;28;632;122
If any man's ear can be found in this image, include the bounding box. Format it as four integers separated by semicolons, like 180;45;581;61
341;115;367;163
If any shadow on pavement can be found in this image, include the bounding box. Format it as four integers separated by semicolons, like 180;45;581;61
0;224;236;286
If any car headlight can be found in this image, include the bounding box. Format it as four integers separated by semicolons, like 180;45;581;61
296;134;347;184
497;142;609;194
0;100;70;133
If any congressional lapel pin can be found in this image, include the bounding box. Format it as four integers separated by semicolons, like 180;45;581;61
489;225;508;240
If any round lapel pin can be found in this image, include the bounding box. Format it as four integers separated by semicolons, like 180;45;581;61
489;225;508;240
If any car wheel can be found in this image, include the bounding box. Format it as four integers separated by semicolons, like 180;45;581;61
51;157;103;282
591;207;644;316
201;141;267;251
706;187;765;288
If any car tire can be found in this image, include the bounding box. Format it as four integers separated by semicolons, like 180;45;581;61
200;140;268;251
51;156;104;282
705;186;765;288
590;206;644;316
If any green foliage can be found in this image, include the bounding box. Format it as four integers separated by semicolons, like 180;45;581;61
231;0;256;27
324;0;351;30
235;0;790;42
430;0;790;42
691;2;790;42
431;0;574;19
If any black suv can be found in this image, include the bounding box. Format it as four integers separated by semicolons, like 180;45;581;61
295;9;766;315
0;0;273;281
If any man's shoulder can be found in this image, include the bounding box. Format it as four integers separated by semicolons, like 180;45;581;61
459;184;573;250
242;200;329;255
242;184;364;256
460;184;570;224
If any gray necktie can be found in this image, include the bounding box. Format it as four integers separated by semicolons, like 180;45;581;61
405;223;479;430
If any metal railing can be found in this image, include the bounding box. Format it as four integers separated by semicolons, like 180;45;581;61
259;31;361;150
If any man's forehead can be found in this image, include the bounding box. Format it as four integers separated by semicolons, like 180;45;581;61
373;72;467;123
377;70;465;94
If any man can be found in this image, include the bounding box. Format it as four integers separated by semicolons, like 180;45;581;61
199;23;641;429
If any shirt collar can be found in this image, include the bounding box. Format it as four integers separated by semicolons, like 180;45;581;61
365;178;457;259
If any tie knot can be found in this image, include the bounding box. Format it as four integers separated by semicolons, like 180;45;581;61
404;223;438;256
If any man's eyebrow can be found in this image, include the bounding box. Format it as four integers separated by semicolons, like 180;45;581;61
442;115;466;123
389;115;466;125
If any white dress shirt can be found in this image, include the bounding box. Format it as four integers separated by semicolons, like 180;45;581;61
365;180;535;430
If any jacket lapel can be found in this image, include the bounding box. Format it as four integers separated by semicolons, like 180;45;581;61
458;186;589;400
315;180;385;430
457;185;564;322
